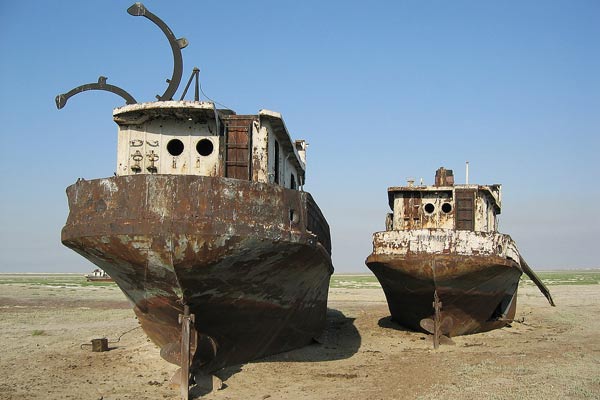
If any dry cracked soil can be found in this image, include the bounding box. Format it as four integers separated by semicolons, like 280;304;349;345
0;276;598;399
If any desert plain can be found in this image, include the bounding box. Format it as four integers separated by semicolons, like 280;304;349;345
0;272;598;400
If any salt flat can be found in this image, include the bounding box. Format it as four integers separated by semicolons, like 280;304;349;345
0;274;598;399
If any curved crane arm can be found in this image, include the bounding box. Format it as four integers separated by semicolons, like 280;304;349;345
127;2;188;101
55;76;137;110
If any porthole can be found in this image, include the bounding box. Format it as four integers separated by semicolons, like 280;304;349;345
196;139;214;156
167;139;184;156
424;203;435;214
442;203;452;214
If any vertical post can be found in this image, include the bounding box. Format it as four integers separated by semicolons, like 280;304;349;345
179;305;195;400
194;68;200;102
432;291;442;350
465;161;469;185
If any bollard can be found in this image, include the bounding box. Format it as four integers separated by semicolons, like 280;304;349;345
91;338;108;352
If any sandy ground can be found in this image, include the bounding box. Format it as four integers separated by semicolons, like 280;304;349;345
0;278;598;400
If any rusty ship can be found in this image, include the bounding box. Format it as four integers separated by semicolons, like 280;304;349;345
366;167;553;344
85;268;113;282
57;3;333;395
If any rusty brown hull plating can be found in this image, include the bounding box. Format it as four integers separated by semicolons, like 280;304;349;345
366;253;521;336
62;175;333;374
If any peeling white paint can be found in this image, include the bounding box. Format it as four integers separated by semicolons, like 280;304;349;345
389;184;501;232
100;179;119;194
374;172;520;262
372;229;520;261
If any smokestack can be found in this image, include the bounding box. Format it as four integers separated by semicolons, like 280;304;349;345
434;167;454;186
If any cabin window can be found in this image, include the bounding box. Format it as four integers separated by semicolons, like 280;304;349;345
274;140;280;184
290;174;296;190
424;203;435;214
441;203;452;214
196;139;214;156
167;139;184;156
289;209;299;223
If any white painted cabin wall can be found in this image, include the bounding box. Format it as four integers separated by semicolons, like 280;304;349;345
116;118;219;176
392;191;454;230
391;188;499;233
476;194;498;232
266;121;277;184
474;196;486;232
474;194;497;232
251;122;269;183
265;121;300;189
284;156;298;189
420;192;454;230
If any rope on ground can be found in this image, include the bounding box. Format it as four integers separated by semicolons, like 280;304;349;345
108;325;141;344
78;325;141;349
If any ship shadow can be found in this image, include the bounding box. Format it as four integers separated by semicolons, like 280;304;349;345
377;316;418;333
258;307;362;363
193;308;360;396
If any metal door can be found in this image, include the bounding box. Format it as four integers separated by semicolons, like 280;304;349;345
403;193;422;229
455;189;475;230
224;119;252;180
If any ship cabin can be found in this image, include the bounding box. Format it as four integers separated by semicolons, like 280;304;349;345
385;167;501;233
113;101;306;189
88;269;108;278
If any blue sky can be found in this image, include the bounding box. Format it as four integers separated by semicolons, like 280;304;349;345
0;1;598;272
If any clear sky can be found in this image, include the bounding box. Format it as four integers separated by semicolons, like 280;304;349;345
0;1;598;273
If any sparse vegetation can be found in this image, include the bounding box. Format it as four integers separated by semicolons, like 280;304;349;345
2;271;597;294
520;270;600;286
330;275;380;289
31;330;46;336
329;270;600;290
0;274;115;287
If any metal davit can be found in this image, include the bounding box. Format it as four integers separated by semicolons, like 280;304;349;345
55;2;187;110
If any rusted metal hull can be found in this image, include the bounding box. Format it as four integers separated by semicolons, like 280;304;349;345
366;229;522;336
62;175;333;374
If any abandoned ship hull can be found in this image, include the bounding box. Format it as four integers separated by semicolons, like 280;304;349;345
366;229;523;336
62;174;333;373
